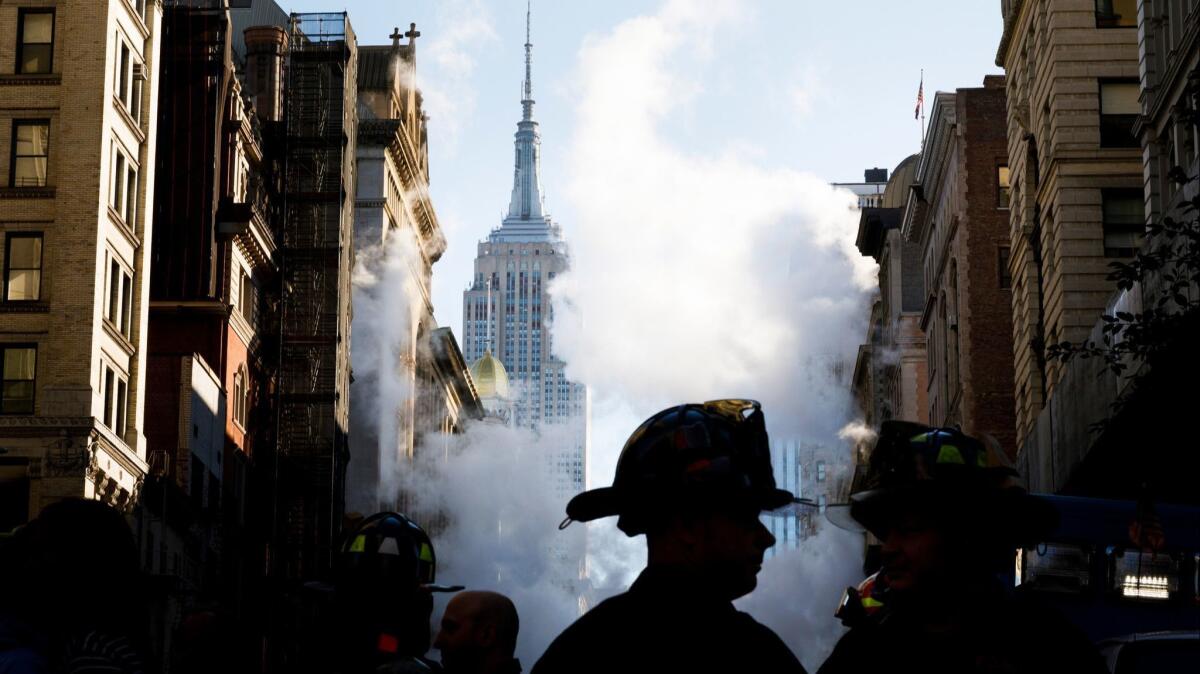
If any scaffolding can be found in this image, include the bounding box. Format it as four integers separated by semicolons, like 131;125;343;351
276;12;357;580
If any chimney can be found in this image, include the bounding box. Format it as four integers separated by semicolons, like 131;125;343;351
243;25;288;123
983;74;1007;90
864;167;888;183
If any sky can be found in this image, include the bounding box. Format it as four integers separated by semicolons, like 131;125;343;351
279;0;1006;335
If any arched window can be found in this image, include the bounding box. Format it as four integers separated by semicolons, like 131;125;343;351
233;366;248;428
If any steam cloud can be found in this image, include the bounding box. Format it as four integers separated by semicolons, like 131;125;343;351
351;0;879;669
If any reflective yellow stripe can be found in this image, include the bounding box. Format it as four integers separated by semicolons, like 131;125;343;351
349;535;367;553
861;597;884;608
936;445;965;464
419;543;434;563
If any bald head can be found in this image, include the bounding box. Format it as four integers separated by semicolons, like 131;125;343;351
435;591;520;674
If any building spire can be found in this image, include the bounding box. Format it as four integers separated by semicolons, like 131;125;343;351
503;0;550;229
522;0;534;122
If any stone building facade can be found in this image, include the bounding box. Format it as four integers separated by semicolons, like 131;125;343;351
0;0;163;525
903;79;1018;454
996;0;1142;445
852;156;928;433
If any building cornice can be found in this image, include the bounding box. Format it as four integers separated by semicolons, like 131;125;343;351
996;0;1027;67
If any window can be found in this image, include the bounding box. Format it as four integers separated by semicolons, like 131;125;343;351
997;165;1011;209
10;121;49;187
1;346;36;414
112;150;126;214
998;246;1012;289
1099;81;1140;148
817;494;827;514
101;362;128;437
1095;0;1136;27
816;460;826;482
111;146;137;223
233;367;247;428
238;270;255;325
4;233;42;301
117;41;130;107
1102;189;1144;257
105;257;134;338
16;9;54;75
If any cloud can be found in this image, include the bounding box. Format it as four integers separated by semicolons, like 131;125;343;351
417;0;499;151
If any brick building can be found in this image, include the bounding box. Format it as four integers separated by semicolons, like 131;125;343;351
902;78;1017;454
137;2;282;661
0;0;163;525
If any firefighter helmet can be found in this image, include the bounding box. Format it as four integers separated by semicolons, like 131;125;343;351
565;399;794;536
339;512;460;593
827;421;1056;545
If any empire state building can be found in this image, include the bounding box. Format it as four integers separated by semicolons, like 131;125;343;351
462;6;587;498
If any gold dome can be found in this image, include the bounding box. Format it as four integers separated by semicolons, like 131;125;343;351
470;350;510;400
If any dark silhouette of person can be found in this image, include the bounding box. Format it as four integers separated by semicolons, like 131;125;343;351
819;422;1108;674
434;591;521;674
0;498;150;674
532;400;807;674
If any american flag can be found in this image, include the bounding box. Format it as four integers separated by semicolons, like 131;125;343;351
914;74;924;119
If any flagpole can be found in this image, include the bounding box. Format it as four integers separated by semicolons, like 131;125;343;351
919;69;926;151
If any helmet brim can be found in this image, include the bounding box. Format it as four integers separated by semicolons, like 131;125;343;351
845;483;1059;545
566;486;795;523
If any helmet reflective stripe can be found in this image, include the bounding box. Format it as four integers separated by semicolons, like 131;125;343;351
936;445;965;465
349;534;367;553
419;543;434;563
861;596;884;609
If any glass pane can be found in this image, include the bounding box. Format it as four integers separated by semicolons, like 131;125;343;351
20;45;52;74
1104;192;1143;226
13;158;46;187
1101;82;1140;115
6;237;41;269
6;270;41;301
1;382;35;414
121;274;132;336
3;348;36;380
108;262;120;320
116;379;127;436
22;13;53;43
15;124;48;156
103;368;114;427
125;169;137;223
1111;0;1137;26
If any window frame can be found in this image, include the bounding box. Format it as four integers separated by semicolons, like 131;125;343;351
233;366;248;429
997;164;1011;209
110;143;138;224
3;232;44;302
104;254;135;339
9;119;50;188
15;8;55;75
101;361;129;438
0;344;38;415
1098;79;1141;149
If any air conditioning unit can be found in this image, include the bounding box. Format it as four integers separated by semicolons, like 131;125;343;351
132;63;148;82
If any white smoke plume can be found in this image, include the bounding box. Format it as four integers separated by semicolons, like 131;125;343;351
349;229;423;514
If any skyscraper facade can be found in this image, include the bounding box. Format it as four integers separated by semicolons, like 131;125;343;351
461;8;586;500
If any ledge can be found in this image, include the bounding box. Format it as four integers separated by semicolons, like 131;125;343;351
0;186;55;199
0;302;49;313
0;74;62;86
